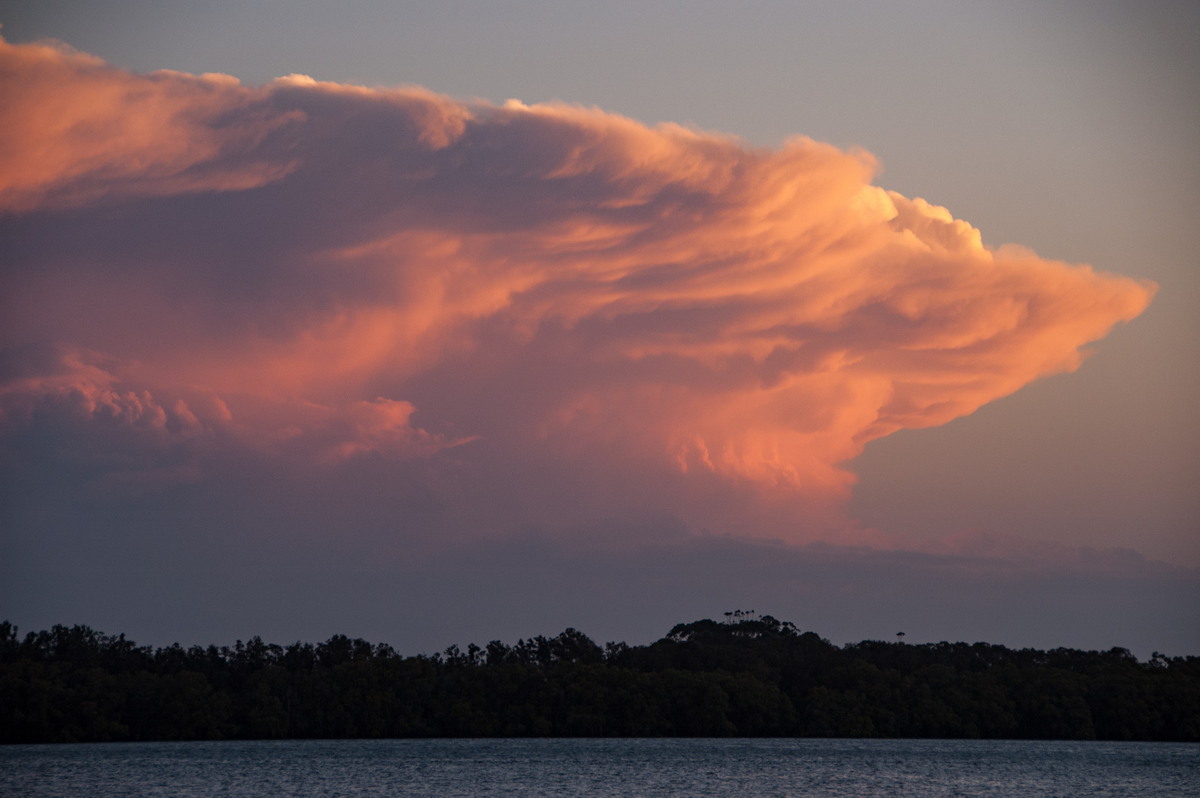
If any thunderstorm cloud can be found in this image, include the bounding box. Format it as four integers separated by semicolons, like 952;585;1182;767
1;36;1154;550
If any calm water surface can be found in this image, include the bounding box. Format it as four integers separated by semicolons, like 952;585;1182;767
2;738;1196;797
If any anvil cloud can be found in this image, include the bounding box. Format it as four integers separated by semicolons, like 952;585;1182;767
1;36;1154;552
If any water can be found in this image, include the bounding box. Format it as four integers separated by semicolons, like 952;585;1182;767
1;738;1196;797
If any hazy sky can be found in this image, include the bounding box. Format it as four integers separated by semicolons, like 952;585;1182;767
1;1;1197;657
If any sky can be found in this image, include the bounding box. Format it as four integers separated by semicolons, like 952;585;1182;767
1;1;1197;658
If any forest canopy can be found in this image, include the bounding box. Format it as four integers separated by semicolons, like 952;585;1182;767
2;615;1197;743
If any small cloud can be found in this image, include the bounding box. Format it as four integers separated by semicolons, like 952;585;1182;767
316;397;477;463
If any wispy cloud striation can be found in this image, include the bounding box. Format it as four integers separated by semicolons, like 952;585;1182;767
1;35;1154;553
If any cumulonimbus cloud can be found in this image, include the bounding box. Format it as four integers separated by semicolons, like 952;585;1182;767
0;36;1155;543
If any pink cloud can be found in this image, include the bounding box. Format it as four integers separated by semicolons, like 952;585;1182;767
0;346;217;435
0;36;1155;546
0;38;300;212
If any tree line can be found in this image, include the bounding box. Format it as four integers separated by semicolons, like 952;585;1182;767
2;616;1197;743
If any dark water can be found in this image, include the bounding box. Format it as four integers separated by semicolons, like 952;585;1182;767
1;738;1196;797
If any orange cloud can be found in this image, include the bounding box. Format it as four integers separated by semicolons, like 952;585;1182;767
0;38;300;212
0;36;1155;542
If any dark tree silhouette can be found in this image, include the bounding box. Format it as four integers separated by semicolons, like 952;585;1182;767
1;617;1196;743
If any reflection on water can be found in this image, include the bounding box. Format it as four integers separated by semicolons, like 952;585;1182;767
2;737;1197;797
